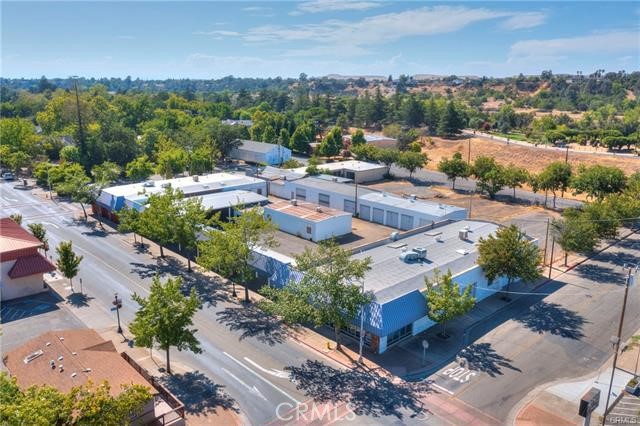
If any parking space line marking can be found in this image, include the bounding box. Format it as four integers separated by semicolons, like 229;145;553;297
432;383;455;395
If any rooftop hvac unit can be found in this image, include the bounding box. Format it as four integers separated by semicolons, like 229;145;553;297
161;182;171;188
399;247;427;263
290;199;297;206
193;175;199;182
316;206;323;212
143;181;155;187
409;194;417;200
23;349;44;364
390;231;399;241
459;230;469;240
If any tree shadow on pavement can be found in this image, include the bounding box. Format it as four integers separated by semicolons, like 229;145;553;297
129;256;230;306
215;305;294;345
158;371;239;415
65;292;95;308
573;263;625;283
595;250;640;271
515;301;586;340
285;360;431;419
457;343;521;377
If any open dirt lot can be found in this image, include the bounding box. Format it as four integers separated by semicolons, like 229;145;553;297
421;136;640;175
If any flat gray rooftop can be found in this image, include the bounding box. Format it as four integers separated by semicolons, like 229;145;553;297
199;190;267;210
352;220;500;304
294;177;375;197
359;192;466;217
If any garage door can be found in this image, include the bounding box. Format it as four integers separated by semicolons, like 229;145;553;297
344;200;356;214
400;214;414;230
372;208;385;224
360;204;371;221
386;211;399;228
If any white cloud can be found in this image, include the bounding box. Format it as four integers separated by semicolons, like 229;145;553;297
501;11;547;30
510;31;639;57
242;6;270;12
294;0;383;14
194;30;241;37
116;35;135;40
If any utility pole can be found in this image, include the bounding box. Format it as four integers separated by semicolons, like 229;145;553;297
561;146;569;198
543;218;551;266
548;237;556;279
72;77;86;167
467;137;473;218
602;266;634;424
358;278;365;363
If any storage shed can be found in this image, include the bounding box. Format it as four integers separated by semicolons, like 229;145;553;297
291;160;386;183
230;140;292;166
263;199;352;242
358;192;468;230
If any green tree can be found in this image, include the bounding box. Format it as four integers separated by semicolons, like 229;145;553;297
130;276;201;375
54;172;94;220
350;129;366;146
260;240;372;349
125;155;155;182
56;241;83;290
437;152;471;190
291;122;313;154
503;164;529;199
9;213;22;225
91;161;121;186
537;161;572;208
377;148;400;175
571;164;627;200
552;212;599;266
138;187;181;257
319;126;343;157
117;206;143;245
477;225;541;297
351;144;380;163
402;95;423;127
396;151;428;178
438;101;463;136
6;151;31;174
0;372;152;426
156;147;188;178
197;208;278;298
27;223;49;255
473;156;506;199
175;197;209;272
424;269;476;337
59;145;81;163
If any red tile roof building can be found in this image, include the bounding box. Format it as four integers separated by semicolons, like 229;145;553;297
1;218;55;301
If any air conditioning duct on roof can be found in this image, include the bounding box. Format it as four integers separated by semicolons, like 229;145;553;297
459;230;469;240
399;247;427;263
390;231;399;241
290;199;297;206
193;175;199;182
316;206;323;212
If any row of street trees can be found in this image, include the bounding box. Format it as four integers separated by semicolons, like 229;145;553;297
351;143;429;178
437;152;630;208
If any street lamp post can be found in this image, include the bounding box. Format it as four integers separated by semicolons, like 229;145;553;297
113;293;123;334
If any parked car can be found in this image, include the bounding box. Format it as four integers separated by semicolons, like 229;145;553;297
2;172;16;181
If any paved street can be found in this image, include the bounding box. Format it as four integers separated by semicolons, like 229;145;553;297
428;231;640;423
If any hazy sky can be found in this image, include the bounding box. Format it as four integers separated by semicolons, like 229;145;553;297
1;1;638;79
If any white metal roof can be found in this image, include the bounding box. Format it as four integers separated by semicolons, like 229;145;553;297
199;190;267;210
351;220;500;303
291;160;384;175
359;192;467;217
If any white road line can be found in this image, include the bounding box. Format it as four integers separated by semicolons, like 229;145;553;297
431;383;455;395
223;351;301;404
221;368;268;402
243;357;290;379
40;221;60;229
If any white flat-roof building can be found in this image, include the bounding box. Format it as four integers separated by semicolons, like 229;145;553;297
345;134;398;149
94;173;267;221
263;199;352;242
358;192;468;230
269;177;467;229
291;160;386;184
230;140;292;166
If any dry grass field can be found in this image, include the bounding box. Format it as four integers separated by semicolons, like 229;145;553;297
421;136;640;176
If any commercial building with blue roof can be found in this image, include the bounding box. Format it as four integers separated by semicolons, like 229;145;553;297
346;219;526;354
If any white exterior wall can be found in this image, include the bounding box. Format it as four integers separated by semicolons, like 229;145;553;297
378;336;388;354
0;260;47;301
268;181;357;212
312;215;352;241
351;168;386;184
265;207;352;242
358;198;468;230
